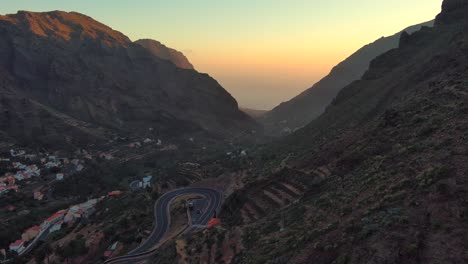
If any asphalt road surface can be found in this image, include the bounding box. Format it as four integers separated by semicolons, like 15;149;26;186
104;187;221;264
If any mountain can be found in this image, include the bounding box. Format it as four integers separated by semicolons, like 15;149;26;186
135;39;194;70
261;20;434;136
0;11;255;147
183;1;468;263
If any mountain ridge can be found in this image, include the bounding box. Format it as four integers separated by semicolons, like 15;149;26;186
135;39;194;70
261;20;434;136
0;10;130;46
189;1;468;263
0;10;256;147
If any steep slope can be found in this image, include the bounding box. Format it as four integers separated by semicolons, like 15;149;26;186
0;11;255;146
135;39;194;70
261;20;434;135
186;1;467;263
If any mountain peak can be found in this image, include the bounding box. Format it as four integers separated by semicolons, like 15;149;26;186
0;10;130;46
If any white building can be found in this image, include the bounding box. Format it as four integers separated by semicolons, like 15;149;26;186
9;240;25;253
76;164;84;172
142;176;152;188
49;221;63;233
56;173;64;181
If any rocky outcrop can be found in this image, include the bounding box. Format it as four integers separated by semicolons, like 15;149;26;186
135;39;194;70
0;11;130;46
0;11;256;146
436;0;468;25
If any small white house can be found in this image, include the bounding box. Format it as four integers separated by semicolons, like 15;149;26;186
76;164;84;172
14;173;25;181
49;221;63;233
45;161;61;169
142;176;152;188
56;174;64;181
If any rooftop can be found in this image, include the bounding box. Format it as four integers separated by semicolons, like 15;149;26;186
9;240;24;247
46;210;67;222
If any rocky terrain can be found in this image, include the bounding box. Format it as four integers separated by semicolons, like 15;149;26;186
2;1;468;264
135;39;194;70
0;11;255;147
180;1;468;263
261;20;434;136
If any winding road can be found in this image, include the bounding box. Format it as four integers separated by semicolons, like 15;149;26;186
104;187;222;264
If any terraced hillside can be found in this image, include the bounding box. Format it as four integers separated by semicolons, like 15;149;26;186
180;1;468;263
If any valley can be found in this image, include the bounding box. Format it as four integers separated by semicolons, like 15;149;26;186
0;1;467;264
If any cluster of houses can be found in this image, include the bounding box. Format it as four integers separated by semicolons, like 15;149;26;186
0;162;41;196
226;149;248;157
0;180;18;196
2;147;130;258
8;197;104;254
8;210;67;254
11;163;41;180
0;149;90;199
128;138;162;149
63;198;101;223
44;156;85;174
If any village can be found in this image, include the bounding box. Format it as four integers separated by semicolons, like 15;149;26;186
0;148;98;200
0;131;246;262
0;147;125;259
0;134;176;261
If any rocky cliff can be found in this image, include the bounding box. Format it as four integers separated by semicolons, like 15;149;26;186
135;39;194;70
0;11;255;146
436;0;468;24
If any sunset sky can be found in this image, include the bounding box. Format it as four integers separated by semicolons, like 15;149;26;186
3;0;442;109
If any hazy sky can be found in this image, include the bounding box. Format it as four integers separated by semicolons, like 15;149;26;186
3;0;442;109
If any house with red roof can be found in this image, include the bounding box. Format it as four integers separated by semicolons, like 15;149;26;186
207;218;221;228
43;210;67;228
9;240;25;253
108;190;123;197
22;226;40;242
